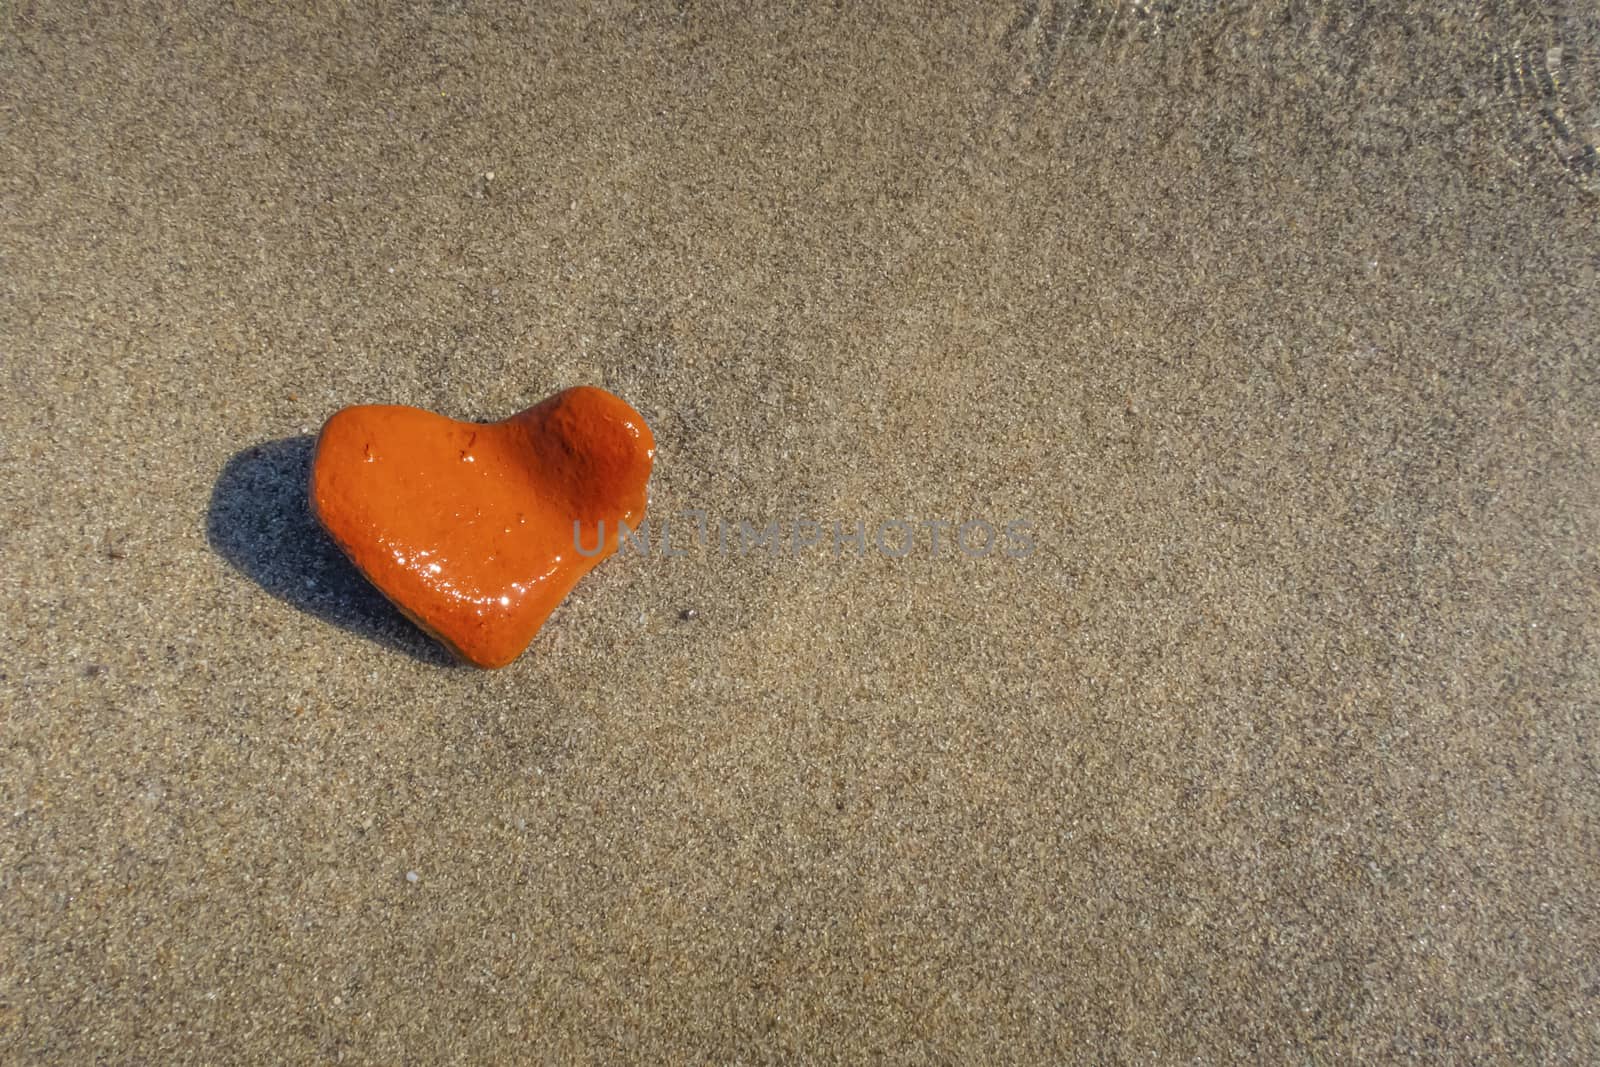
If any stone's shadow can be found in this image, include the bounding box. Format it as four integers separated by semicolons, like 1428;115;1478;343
206;436;459;667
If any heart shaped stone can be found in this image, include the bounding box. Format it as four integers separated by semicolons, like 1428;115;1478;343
310;386;654;668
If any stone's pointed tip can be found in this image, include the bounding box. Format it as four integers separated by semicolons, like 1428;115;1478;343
309;387;654;667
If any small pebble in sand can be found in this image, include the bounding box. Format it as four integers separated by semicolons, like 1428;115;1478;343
406;870;419;884
310;386;655;668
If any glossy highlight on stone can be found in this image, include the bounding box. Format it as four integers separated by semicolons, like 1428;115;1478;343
310;386;654;668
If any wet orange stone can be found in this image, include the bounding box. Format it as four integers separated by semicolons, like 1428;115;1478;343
310;386;654;668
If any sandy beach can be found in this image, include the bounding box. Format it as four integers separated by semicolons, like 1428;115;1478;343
3;1;1597;1061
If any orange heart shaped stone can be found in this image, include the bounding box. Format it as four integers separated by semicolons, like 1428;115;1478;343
309;386;654;668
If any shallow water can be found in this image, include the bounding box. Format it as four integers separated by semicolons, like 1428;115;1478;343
991;0;1598;193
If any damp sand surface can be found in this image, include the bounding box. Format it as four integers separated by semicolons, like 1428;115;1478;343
2;3;1598;1061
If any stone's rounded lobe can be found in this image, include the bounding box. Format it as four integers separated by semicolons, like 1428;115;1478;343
309;386;655;668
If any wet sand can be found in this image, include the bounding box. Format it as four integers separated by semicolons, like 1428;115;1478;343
3;2;1597;1061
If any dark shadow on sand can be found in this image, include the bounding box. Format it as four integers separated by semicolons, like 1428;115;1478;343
206;436;458;667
